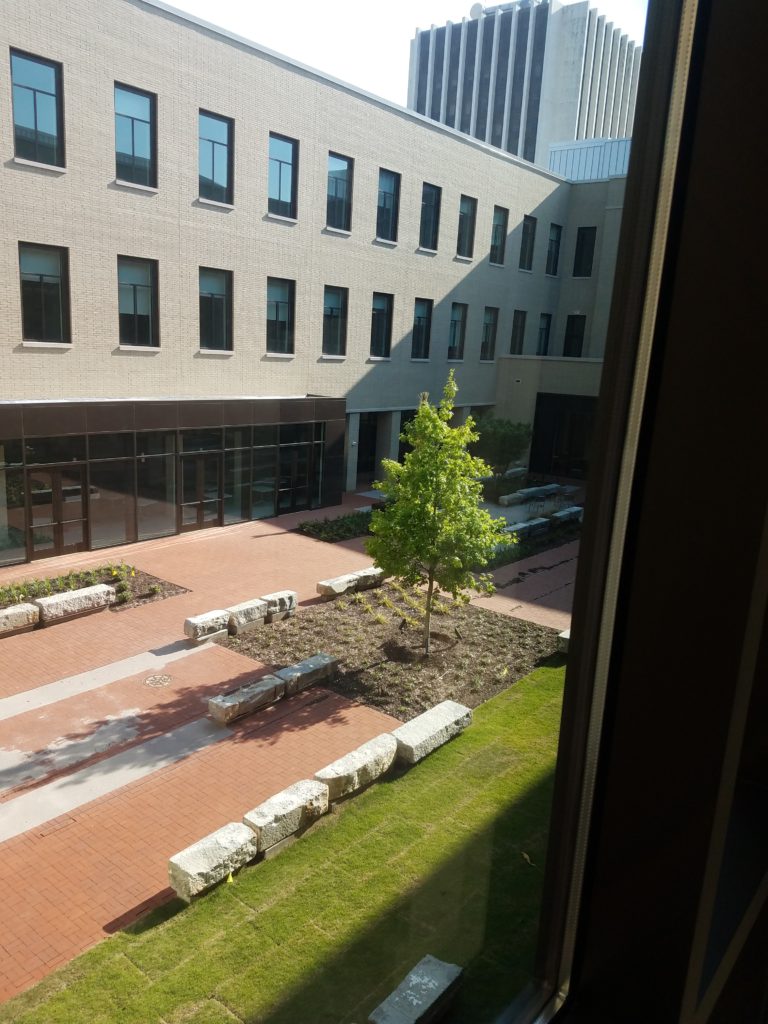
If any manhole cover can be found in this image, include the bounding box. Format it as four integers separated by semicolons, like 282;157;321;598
144;673;172;688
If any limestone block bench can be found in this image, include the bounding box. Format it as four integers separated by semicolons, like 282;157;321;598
243;779;328;854
208;652;338;724
0;602;39;638
368;954;463;1024
261;589;298;622
503;517;550;539
226;597;268;636
551;505;583;525
168;822;259;901
558;628;570;653
316;566;385;598
497;491;526;507
33;584;115;625
315;733;397;801
184;609;230;644
392;701;472;765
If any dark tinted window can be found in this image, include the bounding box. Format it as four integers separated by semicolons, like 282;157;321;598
115;84;156;186
11;50;64;166
481;306;498;361
327;153;353;231
199;111;233;204
490;206;508;264
523;3;549;161
429;27;446;121
448;302;467;360
474;16;496;139
460;19;478;134
563;314;587;357
537;312;552;355
457;195;477;258
370;293;393;358
323;286;348;356
419;183;441;250
506;6;530;155
199;268;232;351
267;278;295;354
268;134;298;218
225;426;251;449
136;431;175;457
89;433;135;460
181;428;222;452
510;309;527;354
491;11;514;147
446;23;462;125
24;435;86;464
19;243;70;343
118;256;158;347
377;169;400;241
574;226;597;276
519;215;537;271
411;298;432;360
546;223;562;276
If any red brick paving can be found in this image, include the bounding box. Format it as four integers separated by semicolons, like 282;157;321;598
473;540;579;630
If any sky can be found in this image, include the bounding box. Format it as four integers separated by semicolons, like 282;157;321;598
164;0;648;107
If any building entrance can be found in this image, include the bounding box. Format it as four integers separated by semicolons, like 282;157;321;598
277;445;311;513
26;465;88;559
179;452;222;531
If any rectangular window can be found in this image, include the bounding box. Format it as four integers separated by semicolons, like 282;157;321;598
573;225;597;276
456;195;477;258
115;84;156;187
199;268;232;351
563;313;587;357
537;312;552;355
370;292;393;358
510;309;527;354
10;50;64;167
326;152;353;231
411;298;433;360
118;256;158;347
519;214;537;271
322;285;348;356
419;183;441;250
199;111;233;204
18;243;70;343
490;205;508;265
480;306;499;361
448;302;467;360
546;223;562;276
266;277;294;354
268;133;298;218
377;168;400;241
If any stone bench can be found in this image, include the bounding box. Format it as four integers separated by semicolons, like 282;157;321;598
392;701;472;765
558;628;570;653
551;505;583;525
502;466;527;479
168;822;259;901
33;584;115;625
525;516;551;536
498;491;525;507
368;954;463;1024
243;779;329;853
315;732;397;801
316;566;384;598
503;517;550;538
275;652;339;696
261;590;297;622
184;609;230;644
208;674;285;724
226;597;269;635
0;602;39;637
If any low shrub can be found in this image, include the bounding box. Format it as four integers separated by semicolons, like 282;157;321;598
297;510;372;543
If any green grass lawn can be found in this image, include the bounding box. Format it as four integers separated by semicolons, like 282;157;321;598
1;661;565;1024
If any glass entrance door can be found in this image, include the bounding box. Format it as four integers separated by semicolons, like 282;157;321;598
26;465;88;559
180;453;222;531
277;445;311;513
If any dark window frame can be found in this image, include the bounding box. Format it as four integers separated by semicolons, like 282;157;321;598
520;214;537;271
546;222;563;276
10;48;65;167
114;82;157;188
322;285;348;356
376;168;400;242
510;308;527;354
199;267;233;352
198;109;234;205
411;297;433;360
117;255;159;348
266;277;295;354
18;241;71;343
480;306;499;361
326;152;354;231
370;292;394;358
448;302;467;360
563;313;586;357
268;132;299;219
537;312;552;355
573;225;597;277
419;182;442;250
457;194;477;258
490;205;509;264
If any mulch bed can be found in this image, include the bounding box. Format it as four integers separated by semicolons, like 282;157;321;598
222;581;562;720
0;564;186;614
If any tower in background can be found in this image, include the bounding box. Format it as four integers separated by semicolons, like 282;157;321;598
408;0;642;169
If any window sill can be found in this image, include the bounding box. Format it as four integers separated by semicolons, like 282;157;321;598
410;357;430;362
368;356;391;362
12;156;66;174
320;354;346;361
454;254;473;263
416;246;438;255
479;359;496;363
116;344;161;353
197;197;234;210
518;267;533;274
545;273;559;279
447;358;464;363
196;348;234;357
21;340;71;349
323;226;351;237
489;261;505;268
572;274;593;279
115;179;158;194
265;212;297;224
264;351;295;359
374;237;397;247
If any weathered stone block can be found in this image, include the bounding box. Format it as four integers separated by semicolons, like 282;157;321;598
226;598;269;635
315;732;397;800
275;653;339;696
526;517;551;535
498;492;525;507
168;822;258;901
208;674;285;724
33;584;115;624
368;954;463;1024
316;573;359;597
558;628;570;653
551;505;583;525
243;779;329;851
503;466;527;479
0;602;39;636
392;701;472;765
183;609;230;644
261;590;298;622
352;566;385;590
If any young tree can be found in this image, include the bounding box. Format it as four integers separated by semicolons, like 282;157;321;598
366;372;512;655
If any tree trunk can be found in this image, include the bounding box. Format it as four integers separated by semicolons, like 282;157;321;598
423;572;435;656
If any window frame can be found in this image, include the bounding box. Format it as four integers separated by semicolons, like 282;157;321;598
419;182;442;250
563;313;586;357
268;132;299;219
198;109;234;205
322;285;348;357
480;305;499;361
376;168;400;242
448;302;467;360
510;308;527;354
573;225;597;277
117;255;159;348
411;297;433;360
198;267;233;352
266;276;295;354
10;48;65;167
456;194;477;258
490;205;509;265
18;241;71;343
114;82;157;188
537;312;552;355
326;152;354;232
370;292;394;359
519;214;537;271
546;223;563;276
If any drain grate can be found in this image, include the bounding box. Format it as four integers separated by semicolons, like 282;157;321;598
144;673;172;688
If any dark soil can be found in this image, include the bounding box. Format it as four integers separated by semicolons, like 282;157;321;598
0;563;187;614
222;581;561;720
